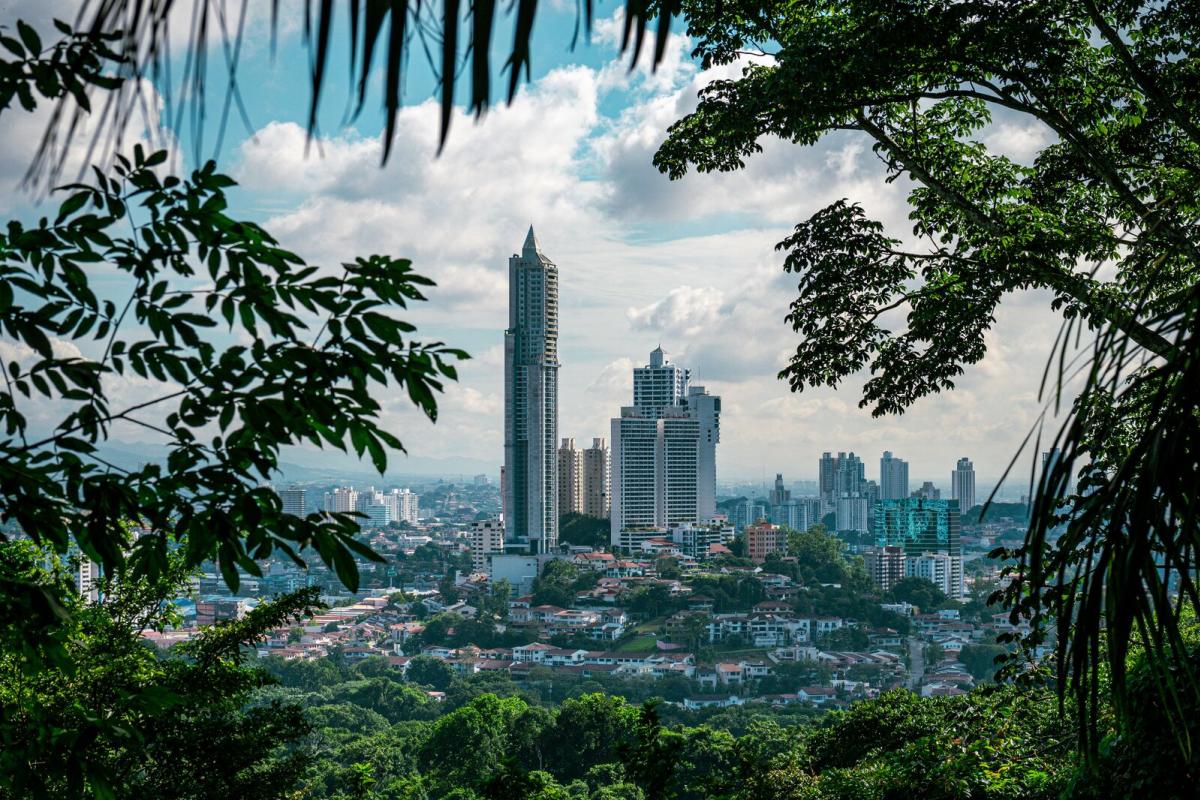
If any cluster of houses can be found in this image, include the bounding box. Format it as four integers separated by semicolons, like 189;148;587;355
136;529;1031;708
507;599;630;640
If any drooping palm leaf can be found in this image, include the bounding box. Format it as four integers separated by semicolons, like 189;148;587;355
27;0;676;185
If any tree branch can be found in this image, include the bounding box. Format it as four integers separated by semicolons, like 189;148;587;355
22;388;189;453
853;112;1179;360
1082;0;1200;151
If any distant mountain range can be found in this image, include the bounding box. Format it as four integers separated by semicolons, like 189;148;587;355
97;441;498;484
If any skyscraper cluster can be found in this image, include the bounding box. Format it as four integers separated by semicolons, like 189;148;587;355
320;486;419;526
610;347;721;549
818;452;879;534
809;451;973;598
766;473;820;531
495;226;1003;585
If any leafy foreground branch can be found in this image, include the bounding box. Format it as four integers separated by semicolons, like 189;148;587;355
0;144;465;588
0;541;325;798
0;98;464;798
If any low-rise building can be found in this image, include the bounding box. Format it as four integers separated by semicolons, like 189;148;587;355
745;522;786;563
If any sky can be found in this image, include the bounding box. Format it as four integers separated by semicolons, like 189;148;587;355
0;1;1072;492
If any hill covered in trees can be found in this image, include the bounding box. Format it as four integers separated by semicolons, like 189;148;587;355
251;651;1193;799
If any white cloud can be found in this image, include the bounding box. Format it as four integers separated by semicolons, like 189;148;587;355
220;21;1078;482
0;77;171;213
628;286;725;337
588;358;635;397
443;385;502;416
984;120;1054;164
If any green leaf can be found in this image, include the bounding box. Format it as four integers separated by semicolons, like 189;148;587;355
331;544;360;594
341;534;386;564
55;191;91;224
1;35;25;58
17;20;42;56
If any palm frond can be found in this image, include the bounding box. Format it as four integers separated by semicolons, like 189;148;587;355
28;0;675;186
1000;278;1200;756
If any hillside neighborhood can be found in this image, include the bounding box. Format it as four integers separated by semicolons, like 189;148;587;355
140;493;1035;711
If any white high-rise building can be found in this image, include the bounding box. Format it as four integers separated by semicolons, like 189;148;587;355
77;557;102;602
382;488;419;525
669;521;735;558
470;517;506;574
611;349;719;549
324;486;358;513
504;226;559;553
633;345;689;415
951;457;976;514
836;496;870;534
612;413;658;541
879;451;910;501
863;545;906;592
771;497;821;532
687;385;720;522
557;438;584;515
582;437;610;518
906;552;965;600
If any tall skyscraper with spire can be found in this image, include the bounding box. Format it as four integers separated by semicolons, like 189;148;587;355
504;226;559;553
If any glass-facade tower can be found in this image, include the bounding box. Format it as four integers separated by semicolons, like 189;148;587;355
873;498;962;557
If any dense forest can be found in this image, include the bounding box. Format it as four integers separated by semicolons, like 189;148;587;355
258;629;1200;800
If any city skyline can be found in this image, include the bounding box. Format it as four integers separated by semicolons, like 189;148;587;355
0;2;1187;793
0;8;1076;487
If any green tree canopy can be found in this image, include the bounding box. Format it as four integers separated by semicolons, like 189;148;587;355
958;643;1008;683
406;655;458;692
559;512;611;548
419;694;530;793
887;577;949;613
532;560;585;608
541;693;641;781
654;0;1200;749
0;542;319;798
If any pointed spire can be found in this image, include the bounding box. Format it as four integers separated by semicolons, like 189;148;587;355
522;224;543;255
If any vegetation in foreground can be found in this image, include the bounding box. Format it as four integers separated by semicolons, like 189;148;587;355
4;537;1199;799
